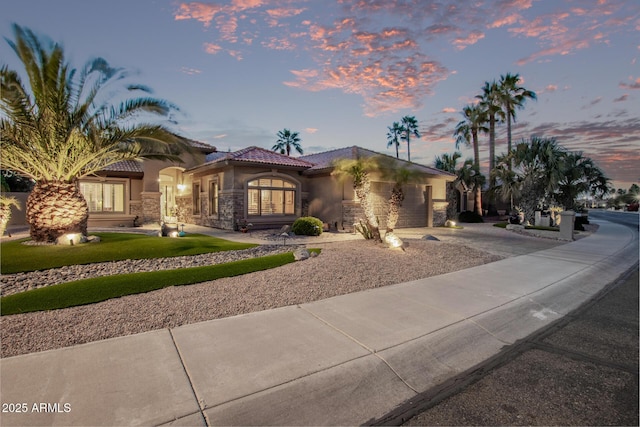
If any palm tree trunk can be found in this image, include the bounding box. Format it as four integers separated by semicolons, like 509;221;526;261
474;186;483;217
407;135;411;162
354;181;382;242
26;181;89;242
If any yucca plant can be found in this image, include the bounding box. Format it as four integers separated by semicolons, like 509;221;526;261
1;25;190;242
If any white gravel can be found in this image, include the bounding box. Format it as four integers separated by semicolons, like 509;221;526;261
1;239;502;358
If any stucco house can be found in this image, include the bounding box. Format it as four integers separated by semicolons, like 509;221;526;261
74;143;456;232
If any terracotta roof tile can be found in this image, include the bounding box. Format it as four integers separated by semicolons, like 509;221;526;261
101;160;144;173
196;146;314;170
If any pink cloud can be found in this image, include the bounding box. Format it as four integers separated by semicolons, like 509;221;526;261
619;77;640;90
203;42;223;54
453;31;485;50
174;2;222;26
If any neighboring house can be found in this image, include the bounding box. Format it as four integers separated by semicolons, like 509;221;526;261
16;142;454;231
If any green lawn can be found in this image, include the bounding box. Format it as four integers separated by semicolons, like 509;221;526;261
1;253;297;315
1;232;257;274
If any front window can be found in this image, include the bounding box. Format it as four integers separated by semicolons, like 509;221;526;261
247;178;295;216
80;182;125;213
209;180;218;216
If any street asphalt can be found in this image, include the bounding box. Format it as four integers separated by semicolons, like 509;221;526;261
1;212;638;426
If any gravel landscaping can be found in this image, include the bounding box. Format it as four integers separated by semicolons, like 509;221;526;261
1;238;501;358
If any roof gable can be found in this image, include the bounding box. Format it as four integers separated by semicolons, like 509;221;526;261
299;146;454;177
194;146;314;171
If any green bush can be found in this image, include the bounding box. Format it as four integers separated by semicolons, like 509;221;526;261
458;211;484;223
291;216;323;236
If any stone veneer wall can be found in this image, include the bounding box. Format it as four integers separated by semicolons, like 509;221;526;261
341;200;364;232
129;200;143;220
217;189;244;230
175;195;192;223
140;192;161;224
433;201;448;227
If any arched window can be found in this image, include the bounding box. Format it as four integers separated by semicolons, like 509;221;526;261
247;178;296;216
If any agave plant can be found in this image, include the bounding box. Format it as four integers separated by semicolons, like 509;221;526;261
1;25;190;242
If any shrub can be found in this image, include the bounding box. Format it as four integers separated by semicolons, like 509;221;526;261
291;216;323;236
458;211;484;223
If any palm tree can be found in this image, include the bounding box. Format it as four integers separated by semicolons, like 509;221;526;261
497;73;536;167
332;156;382;242
434;152;462;173
1;25;189;242
272;129;303;156
457;159;486;218
454;105;488;216
556;151;609;210
378;157;421;232
386;122;403;158
510;137;565;224
477;80;504;215
400;116;420;162
476;81;504;179
491;153;520;211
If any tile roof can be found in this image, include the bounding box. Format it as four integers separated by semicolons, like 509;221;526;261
299;146;454;177
101;160;144;173
192;146;314;171
184;138;216;153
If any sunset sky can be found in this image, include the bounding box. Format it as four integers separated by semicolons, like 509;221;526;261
2;0;639;190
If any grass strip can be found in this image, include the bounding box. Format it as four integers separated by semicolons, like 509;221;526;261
1;252;295;315
1;233;257;274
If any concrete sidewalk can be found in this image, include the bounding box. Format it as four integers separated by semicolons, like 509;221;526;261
1;219;637;426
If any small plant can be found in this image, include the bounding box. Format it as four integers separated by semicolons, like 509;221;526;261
457;210;484;223
354;220;375;239
291;216;323;236
0;195;21;237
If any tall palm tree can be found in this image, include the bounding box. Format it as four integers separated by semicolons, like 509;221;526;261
477;80;504;215
453;105;488;216
386;122;403;158
1;25;189;242
332;156;382;242
400;115;420;162
272;129;303;156
497;73;536;168
476;81;504;179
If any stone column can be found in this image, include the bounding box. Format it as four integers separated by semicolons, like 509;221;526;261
559;210;575;241
141;192;162;224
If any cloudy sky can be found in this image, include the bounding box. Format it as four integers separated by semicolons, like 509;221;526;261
2;0;639;189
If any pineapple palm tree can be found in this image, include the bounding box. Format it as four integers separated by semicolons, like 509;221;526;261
453;104;488;216
1;25;189;242
497;73;536;168
332;156;382;242
400;115;420;162
272;129;303;156
386;121;403;158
